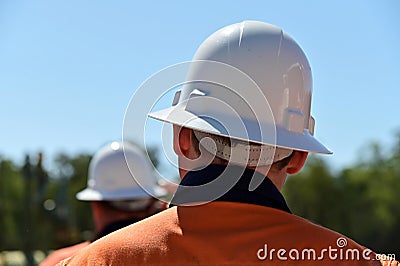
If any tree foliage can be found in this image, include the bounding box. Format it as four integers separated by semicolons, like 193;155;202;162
283;135;400;258
0;158;25;250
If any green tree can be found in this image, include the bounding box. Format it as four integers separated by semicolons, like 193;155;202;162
340;140;400;255
283;135;400;258
0;157;25;250
50;153;93;248
283;155;345;232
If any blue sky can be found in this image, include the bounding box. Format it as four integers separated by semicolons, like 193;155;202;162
0;0;399;173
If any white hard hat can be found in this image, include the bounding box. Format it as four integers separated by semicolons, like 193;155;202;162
149;21;331;154
76;141;166;201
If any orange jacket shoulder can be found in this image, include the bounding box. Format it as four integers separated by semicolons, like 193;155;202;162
59;202;385;265
40;241;89;266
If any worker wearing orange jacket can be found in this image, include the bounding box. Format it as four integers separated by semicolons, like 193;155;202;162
41;141;166;266
58;21;398;265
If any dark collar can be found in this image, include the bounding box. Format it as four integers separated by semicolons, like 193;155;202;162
170;164;291;213
93;218;139;242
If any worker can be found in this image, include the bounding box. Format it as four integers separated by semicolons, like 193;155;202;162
58;21;397;265
40;141;166;266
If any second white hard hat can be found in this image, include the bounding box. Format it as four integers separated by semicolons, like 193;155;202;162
76;141;166;201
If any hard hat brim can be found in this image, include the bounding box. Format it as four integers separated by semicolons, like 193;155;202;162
76;186;167;201
148;105;332;154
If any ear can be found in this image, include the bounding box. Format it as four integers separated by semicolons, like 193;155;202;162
173;126;192;156
286;151;308;174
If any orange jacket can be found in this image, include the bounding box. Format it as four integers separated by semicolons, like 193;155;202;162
40;241;89;266
41;218;148;265
58;202;388;265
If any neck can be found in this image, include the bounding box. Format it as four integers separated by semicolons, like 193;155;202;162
248;164;287;191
